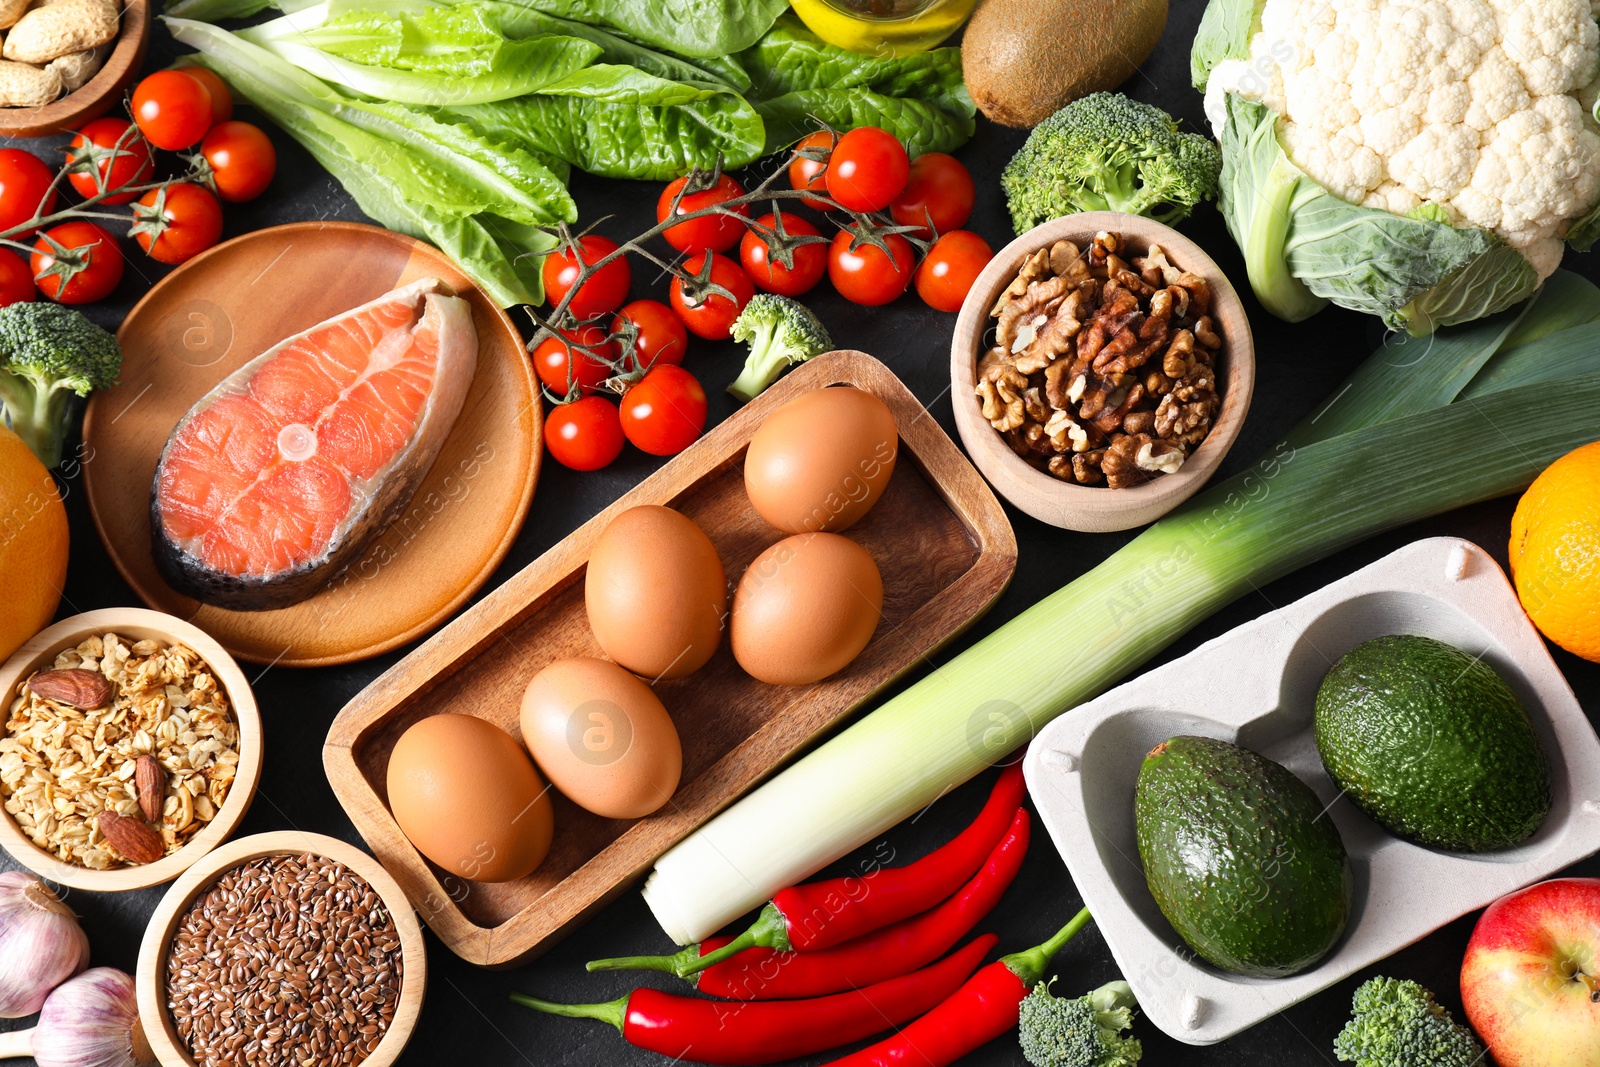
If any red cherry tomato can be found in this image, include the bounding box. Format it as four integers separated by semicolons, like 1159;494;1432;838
656;173;748;254
828;225;914;307
133;183;224;266
182;68;233;126
787;130;837;209
669;251;754;340
542;234;631;320
200;121;276;203
739;213;827;297
65;119;155;207
545;395;625;471
825;127;910;214
611;299;686;372
619;364;707;456
0;249;36;307
533;323;620;397
0;149;56;234
890;153;975;238
131;70;215;151
915;230;993;313
31;222;123;304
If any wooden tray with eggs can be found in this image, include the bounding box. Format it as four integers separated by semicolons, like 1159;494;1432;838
324;350;1018;967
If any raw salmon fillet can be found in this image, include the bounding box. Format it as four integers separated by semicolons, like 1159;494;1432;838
151;277;478;610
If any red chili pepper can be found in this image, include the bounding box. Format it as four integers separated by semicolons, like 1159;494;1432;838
590;764;1025;978
511;934;998;1067
593;808;1030;1000
819;908;1093;1067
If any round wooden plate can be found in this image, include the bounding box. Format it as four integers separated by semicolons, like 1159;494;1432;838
83;221;541;667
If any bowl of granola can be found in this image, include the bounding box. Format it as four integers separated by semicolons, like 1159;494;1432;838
0;608;262;891
951;213;1256;532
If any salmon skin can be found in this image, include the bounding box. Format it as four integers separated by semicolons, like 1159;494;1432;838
151;277;478;611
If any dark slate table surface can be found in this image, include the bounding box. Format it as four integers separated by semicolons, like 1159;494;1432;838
3;2;1597;1065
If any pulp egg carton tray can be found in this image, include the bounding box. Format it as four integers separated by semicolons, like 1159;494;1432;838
1023;537;1600;1045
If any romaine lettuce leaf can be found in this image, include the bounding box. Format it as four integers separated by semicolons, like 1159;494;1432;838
734;15;973;155
488;0;786;58
241;5;599;103
167;16;561;306
441;64;764;180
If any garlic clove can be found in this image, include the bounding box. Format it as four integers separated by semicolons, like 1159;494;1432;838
0;871;88;1018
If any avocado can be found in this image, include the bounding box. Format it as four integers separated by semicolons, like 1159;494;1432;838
962;0;1169;128
1134;735;1352;979
1315;634;1550;852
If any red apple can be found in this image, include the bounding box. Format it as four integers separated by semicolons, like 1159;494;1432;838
1461;878;1600;1067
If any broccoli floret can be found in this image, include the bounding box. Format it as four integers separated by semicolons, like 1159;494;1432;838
0;302;121;469
1002;92;1223;234
1018;979;1143;1067
727;294;831;403
1334;977;1484;1067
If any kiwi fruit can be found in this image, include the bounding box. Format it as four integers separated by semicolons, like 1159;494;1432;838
962;0;1169;128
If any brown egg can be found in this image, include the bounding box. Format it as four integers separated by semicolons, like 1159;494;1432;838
586;505;727;680
731;533;883;686
744;387;898;534
520;657;683;820
386;714;553;883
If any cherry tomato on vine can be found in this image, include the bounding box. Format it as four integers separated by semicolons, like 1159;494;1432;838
620;364;706;456
787;130;837;209
611;299;686;371
65;119;155;206
0;249;36;307
31;221;123;304
915;230;992;313
657;173;748;254
669;251;753;340
545;395;625;471
200;121;276;203
890;153;975;238
828;225;913;307
533;323;619;397
825;127;910;214
182;68;234;126
0;149;55;234
132;70;215;151
542;234;631;320
133;183;224;265
739;213;826;297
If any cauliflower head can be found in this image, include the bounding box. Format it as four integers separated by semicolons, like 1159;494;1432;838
1205;0;1600;279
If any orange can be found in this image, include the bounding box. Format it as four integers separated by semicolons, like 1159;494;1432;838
1510;440;1600;662
0;424;67;661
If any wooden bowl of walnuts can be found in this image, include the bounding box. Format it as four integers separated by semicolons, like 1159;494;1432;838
951;212;1256;532
0;607;262;891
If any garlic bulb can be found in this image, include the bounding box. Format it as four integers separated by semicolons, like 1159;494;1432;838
0;872;88;1017
28;968;153;1067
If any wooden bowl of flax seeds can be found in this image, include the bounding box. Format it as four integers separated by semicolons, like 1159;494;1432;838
137;831;427;1067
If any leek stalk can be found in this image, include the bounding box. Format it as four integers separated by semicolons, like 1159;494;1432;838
642;273;1600;944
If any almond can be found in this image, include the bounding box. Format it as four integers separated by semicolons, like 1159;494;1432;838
135;755;165;823
28;668;112;709
96;810;164;865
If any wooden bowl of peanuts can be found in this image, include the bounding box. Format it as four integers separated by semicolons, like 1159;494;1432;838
0;0;151;138
0;607;262;891
137;831;426;1067
951;212;1256;532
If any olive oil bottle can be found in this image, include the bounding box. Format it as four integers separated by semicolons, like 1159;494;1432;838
788;0;978;57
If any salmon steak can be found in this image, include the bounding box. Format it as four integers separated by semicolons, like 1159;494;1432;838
151;277;478;611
